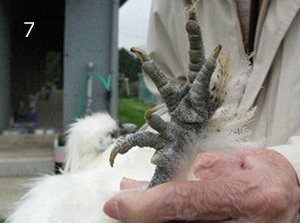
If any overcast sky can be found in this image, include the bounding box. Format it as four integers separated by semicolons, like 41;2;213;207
118;0;152;50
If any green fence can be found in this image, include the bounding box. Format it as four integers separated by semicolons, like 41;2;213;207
138;73;157;104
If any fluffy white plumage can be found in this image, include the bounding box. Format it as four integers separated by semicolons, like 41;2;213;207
64;113;120;173
201;53;258;148
6;113;155;223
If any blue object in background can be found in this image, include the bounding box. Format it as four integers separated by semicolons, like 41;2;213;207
14;112;39;123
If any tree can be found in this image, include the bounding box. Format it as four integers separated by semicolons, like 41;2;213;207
119;48;141;82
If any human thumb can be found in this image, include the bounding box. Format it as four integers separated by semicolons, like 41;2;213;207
103;190;152;223
103;182;181;223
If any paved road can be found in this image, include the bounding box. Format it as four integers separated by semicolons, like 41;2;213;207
0;176;32;218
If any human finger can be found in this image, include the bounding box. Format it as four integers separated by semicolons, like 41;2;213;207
191;150;241;180
103;179;246;223
120;177;149;190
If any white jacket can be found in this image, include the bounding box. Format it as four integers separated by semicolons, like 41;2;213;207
145;0;300;180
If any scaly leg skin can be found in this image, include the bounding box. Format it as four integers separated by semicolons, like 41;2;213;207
110;5;222;188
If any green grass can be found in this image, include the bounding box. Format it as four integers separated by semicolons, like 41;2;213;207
118;98;154;129
0;219;5;223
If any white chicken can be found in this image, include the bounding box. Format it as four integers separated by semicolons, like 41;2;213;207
6;52;258;223
7;4;261;223
6;113;155;223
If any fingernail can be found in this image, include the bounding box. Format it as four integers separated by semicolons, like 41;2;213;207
103;199;119;220
120;177;130;190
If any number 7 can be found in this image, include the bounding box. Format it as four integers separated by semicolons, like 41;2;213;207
24;22;34;37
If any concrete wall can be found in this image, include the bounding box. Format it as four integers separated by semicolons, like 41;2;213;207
64;0;112;129
0;0;11;131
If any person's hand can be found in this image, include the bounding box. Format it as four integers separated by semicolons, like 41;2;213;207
103;149;300;223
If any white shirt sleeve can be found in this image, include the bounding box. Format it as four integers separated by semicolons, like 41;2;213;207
268;136;300;181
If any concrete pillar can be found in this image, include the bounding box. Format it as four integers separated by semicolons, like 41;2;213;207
64;0;113;130
0;0;11;131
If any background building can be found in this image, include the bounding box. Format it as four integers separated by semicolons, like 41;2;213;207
0;0;127;132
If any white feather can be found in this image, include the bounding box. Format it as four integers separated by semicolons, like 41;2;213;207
201;53;263;150
64;113;119;173
6;113;155;223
